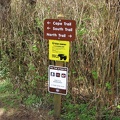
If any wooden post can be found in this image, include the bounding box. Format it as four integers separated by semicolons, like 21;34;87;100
53;14;64;119
54;61;63;119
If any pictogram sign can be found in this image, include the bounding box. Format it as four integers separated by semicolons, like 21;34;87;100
48;65;68;95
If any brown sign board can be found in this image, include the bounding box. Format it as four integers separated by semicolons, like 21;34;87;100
44;19;76;41
48;65;68;95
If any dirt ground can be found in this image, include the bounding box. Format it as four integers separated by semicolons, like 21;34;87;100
0;103;54;120
0;80;55;120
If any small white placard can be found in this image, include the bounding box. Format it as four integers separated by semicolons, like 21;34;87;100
48;65;68;95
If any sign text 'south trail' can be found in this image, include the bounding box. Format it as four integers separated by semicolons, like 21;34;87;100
44;19;76;41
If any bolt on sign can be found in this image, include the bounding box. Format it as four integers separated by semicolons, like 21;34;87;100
48;65;68;95
49;40;70;62
44;19;76;41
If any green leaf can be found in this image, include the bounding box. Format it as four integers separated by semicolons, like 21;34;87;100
77;27;86;36
29;63;35;71
92;71;98;80
105;82;111;90
18;31;24;36
35;17;42;27
32;45;38;52
117;105;120;109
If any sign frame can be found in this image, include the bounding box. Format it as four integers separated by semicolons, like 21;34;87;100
44;19;76;41
49;40;70;62
48;65;68;95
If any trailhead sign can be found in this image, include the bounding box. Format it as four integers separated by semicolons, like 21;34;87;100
44;14;76;118
44;19;76;41
48;65;68;95
49;40;70;62
45;16;76;118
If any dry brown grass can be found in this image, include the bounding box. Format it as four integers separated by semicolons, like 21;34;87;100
0;0;120;118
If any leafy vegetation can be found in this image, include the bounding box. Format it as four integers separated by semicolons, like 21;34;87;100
0;0;120;119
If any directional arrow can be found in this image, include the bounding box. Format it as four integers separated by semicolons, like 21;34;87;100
47;21;51;24
68;35;72;38
47;27;51;30
44;19;76;41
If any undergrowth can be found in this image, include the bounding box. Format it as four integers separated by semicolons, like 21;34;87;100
0;0;120;119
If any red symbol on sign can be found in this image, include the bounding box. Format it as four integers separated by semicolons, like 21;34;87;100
44;19;76;41
56;73;60;77
61;73;66;78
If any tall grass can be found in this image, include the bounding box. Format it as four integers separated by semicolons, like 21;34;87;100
0;0;120;118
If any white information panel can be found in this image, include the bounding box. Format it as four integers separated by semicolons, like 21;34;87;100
48;65;68;95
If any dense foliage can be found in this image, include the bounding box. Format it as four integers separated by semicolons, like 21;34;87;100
0;0;120;119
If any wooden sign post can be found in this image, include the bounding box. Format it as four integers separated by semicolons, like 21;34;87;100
44;14;76;119
54;61;63;118
54;14;64;119
54;5;64;118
